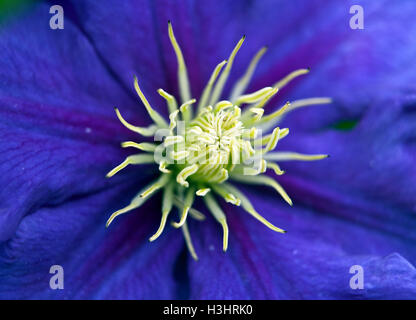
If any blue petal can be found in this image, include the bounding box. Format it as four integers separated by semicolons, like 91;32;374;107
188;188;416;299
67;0;416;116
0;3;146;240
0;182;183;299
0;3;183;299
64;0;174;116
278;95;416;238
187;95;416;299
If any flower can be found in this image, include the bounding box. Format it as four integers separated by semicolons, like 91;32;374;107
106;22;330;260
0;0;416;299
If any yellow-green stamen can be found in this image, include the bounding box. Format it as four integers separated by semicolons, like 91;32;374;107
105;22;331;259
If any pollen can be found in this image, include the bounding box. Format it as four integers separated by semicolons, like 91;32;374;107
106;21;331;260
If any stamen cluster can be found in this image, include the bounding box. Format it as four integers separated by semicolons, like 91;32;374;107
106;22;330;259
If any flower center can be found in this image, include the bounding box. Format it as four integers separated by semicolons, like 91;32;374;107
105;21;331;260
172;106;245;185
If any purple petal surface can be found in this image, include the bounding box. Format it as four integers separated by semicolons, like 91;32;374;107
188;187;416;299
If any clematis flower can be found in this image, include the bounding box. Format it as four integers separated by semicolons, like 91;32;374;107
1;0;416;299
105;21;331;260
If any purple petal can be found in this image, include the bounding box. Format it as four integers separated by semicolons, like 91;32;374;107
68;0;416;117
0;3;146;240
0;182;183;299
278;95;416;239
188;188;416;299
65;0;173;116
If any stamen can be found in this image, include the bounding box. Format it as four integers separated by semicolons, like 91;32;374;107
106;181;161;227
179;99;197;122
209;168;229;183
168;110;180;131
204;194;229;252
256;101;291;125
253;87;279;109
266;162;285;176
106;154;154;178
173;197;206;221
211;184;241;206
254;128;289;146
234;87;274;106
176;164;199;187
187;126;203;136
259;97;332;132
286;97;332;112
280;128;290;139
107;23;329;258
196;188;211;196
248;107;264;122
261;98;332;128
219;218;229;252
214;100;233;113
229;139;240;171
232;166;259;176
164;135;184;147
181;220;198;261
230;46;267;102
242;140;255;160
209;35;245;106
273;68;310;90
264;152;329;161
198;133;217;145
170;150;189;161
149;182;174;242
242;127;258;139
158;88;178;114
259;159;267;173
140;174;170;199
121;141;157;152
106;204;136;227
197;60;227;113
172;187;195;228
240;87;278;120
168;21;191;103
231;174;293;206
223;183;286;233
134;76;168;128
114;108;157;136
262;127;281;153
159;161;171;173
